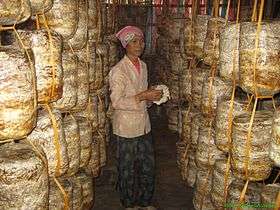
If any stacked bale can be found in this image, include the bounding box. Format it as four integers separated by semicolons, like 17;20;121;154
175;8;280;208
17;29;64;103
0;0;116;208
270;108;280;166
203;17;225;65
38;0;79;41
239;22;280;96
0;46;36;140
0;0;31;25
0;142;49;209
231;111;273;181
156;14;187;132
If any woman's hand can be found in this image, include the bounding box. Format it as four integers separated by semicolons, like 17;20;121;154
135;89;163;102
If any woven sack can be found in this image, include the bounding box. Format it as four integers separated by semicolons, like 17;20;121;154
39;0;78;40
17;29;63;103
0;142;48;209
219;23;240;83
203;17;225;65
29;0;53;15
68;0;88;50
231;111;273;181
270;108;280;167
239;22;280;96
215;98;249;153
0;46;36;141
52;51;78;112
0;0;31;25
27;108;69;177
63;115;80;176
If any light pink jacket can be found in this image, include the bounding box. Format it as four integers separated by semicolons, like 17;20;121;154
109;55;151;138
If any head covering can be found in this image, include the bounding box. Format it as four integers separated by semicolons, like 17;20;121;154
116;26;144;48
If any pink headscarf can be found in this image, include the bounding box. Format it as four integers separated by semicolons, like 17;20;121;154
116;26;144;48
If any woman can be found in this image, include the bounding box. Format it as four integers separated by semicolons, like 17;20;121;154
109;26;162;210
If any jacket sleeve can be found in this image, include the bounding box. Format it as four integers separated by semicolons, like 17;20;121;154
109;68;142;111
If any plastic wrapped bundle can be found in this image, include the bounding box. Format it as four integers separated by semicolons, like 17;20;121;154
100;43;110;77
193;169;215;210
193;15;210;58
181;62;192;101
77;171;95;209
107;39;118;68
75;117;92;169
169;81;180;102
104;117;111;143
260;184;280;209
0;0;31;25
232;111;273;181
68;0;88;50
169;51;184;75
0;47;36;141
227;181;262;210
105;5;116;35
181;18;193;56
27;108;69;177
53;52;78;112
88;0;102;42
69;177;83;209
96;130;106;167
201;76;233;117
219;23;240;83
203;17;226;65
49;178;73;210
89;42;105;92
29;0;53;15
270;108;280;167
166;105;179;132
181;107;192;143
166;17;185;42
210;158;234;209
190;112;206;145
179;147;197;187
39;0;78;41
191;67;210;109
196;119;223;168
176;141;187;171
17;29;63;103
185;149;197;187
215;98;249;153
239;22;280;96
0;143;48;209
63;115;80;176
96;90;106;129
72;58;89;111
74;94;98;132
87;132;100;177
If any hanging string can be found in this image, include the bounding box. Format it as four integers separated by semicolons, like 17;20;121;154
251;0;258;22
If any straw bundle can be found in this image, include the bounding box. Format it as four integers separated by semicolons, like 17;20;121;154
215;98;249;153
231;111;273;181
0;143;48;209
239;22;280;96
219;23;240;83
201;76;232;117
0;46;36;141
203;17;225;65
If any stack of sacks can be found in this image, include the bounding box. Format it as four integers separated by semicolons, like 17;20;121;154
0;0;114;208
177;10;280;209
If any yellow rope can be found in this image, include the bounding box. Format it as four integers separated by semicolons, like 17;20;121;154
44;104;61;177
53;177;70;210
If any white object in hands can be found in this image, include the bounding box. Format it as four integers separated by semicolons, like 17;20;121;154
153;85;170;105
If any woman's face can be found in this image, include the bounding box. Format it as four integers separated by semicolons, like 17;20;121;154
125;35;145;58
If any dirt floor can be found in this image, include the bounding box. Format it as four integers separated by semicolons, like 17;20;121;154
93;106;195;210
